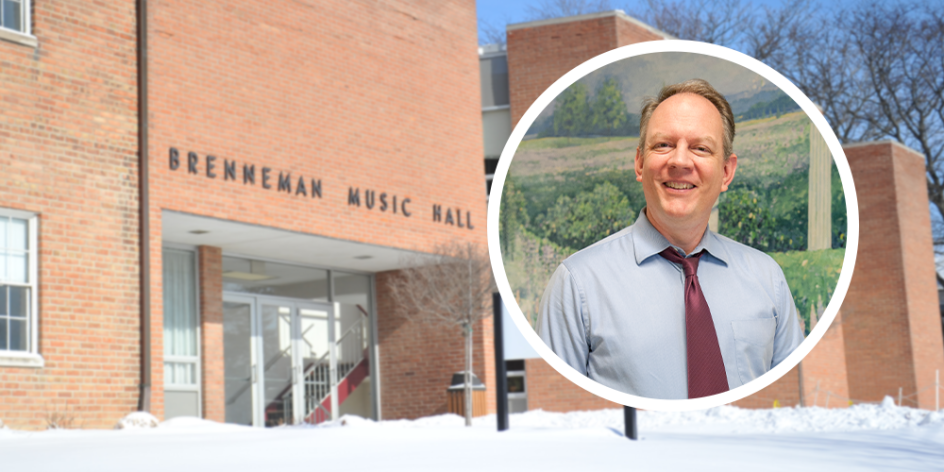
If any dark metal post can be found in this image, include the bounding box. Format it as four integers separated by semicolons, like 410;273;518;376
136;0;151;413
493;292;509;431
624;406;637;440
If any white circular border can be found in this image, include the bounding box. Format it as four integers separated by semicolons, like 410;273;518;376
486;40;860;411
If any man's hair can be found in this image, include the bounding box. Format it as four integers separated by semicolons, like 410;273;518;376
638;79;736;159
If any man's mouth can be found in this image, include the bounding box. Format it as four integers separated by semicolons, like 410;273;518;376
664;182;695;190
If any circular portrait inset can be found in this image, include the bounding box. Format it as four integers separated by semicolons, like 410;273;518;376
487;41;859;410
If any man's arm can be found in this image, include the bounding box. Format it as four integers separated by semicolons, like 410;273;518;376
770;268;805;368
537;263;590;375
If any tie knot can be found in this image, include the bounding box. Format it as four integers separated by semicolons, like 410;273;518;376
659;248;702;277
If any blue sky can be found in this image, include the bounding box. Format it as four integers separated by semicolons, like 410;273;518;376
476;0;843;44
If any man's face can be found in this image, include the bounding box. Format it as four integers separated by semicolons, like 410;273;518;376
635;93;737;230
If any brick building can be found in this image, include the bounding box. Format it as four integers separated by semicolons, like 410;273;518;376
484;11;944;412
0;0;492;429
1;3;941;431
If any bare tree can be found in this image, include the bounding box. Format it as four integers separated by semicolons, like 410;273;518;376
387;241;496;426
848;5;944;239
479;17;508;45
635;0;944;260
525;0;614;21
631;0;754;46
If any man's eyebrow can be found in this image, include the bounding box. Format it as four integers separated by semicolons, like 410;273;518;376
647;132;719;146
647;132;672;144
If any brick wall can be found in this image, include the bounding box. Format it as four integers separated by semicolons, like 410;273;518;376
0;1;140;429
375;271;495;419
198;246;224;421
146;0;487;419
841;141;944;409
506;11;666;127
525;357;620;412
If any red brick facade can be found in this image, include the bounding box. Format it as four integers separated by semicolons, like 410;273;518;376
4;3;943;430
524;358;620;412
841;141;944;409
0;1;141;429
502;13;943;413
375;271;495;419
507;11;667;127
198;246;224;422
145;0;488;420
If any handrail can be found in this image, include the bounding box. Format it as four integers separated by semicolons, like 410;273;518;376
300;311;369;422
254;305;371;423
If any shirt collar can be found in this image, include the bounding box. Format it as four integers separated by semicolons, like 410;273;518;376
632;208;730;267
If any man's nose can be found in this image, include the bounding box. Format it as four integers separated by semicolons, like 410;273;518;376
666;141;694;169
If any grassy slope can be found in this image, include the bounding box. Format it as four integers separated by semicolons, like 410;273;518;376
502;112;839;330
770;248;845;335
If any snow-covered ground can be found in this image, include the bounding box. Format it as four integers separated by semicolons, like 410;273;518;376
2;398;943;471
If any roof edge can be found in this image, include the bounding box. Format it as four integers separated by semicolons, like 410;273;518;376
843;139;925;160
506;9;674;40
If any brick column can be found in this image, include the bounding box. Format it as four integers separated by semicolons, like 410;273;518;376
375;270;496;419
524;358;620;411
506;11;667;128
198;246;224;421
799;311;850;407
842;141;944;409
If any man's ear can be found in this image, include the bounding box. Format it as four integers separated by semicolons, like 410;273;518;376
720;154;738;192
635;147;644;182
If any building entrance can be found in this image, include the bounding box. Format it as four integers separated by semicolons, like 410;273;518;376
223;293;368;427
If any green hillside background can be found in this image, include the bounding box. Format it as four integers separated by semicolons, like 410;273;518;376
500;54;847;334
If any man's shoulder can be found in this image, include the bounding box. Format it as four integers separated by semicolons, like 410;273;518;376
710;231;784;275
561;225;635;273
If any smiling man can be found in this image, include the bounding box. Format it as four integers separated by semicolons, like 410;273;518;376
537;79;804;400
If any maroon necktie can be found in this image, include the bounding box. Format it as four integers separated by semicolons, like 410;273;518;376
659;248;729;398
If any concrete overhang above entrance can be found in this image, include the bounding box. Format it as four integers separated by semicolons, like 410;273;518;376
162;211;430;273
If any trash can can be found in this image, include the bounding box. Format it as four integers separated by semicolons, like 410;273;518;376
447;371;487;417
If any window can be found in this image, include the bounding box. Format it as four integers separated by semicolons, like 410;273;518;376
1;0;25;32
163;247;202;418
0;209;40;367
0;0;36;48
163;248;200;385
506;360;527;413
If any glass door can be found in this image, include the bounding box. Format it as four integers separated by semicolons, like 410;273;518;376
222;295;258;426
223;293;338;427
258;299;295;427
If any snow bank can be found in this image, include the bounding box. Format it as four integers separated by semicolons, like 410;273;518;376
157;416;251;432
114;412;159;430
327;397;944;435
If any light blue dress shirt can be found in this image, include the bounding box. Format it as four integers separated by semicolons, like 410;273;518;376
537;210;804;399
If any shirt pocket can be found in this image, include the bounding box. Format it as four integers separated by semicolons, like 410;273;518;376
730;317;777;385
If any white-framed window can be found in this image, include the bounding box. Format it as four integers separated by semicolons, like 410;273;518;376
163;247;202;418
0;0;37;48
1;0;26;32
0;208;42;367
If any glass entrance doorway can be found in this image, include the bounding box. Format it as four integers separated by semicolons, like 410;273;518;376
223;294;352;427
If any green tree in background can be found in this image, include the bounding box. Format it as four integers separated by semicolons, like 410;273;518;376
720;188;779;249
590;78;631;136
553;83;591;137
500;176;530;259
540;181;635;250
